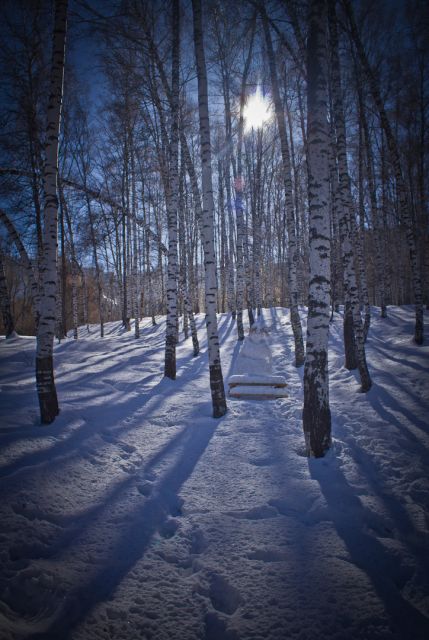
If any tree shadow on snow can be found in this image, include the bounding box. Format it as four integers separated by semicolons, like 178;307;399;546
24;415;221;640
367;385;429;458
308;456;429;640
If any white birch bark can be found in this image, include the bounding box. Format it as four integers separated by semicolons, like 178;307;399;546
218;159;228;313
60;183;79;339
357;123;371;341
179;163;199;356
303;0;332;458
35;0;67;424
130;140;140;339
328;0;371;392
192;0;227;417
262;8;305;366
235;14;257;341
359;89;387;318
164;0;180;378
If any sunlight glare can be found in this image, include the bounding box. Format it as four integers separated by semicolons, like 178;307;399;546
243;88;272;132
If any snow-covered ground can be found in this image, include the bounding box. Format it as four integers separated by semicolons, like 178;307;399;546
0;306;428;640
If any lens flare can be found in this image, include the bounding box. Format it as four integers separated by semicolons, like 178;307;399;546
243;87;272;131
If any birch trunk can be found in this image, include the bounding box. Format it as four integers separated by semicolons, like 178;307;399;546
164;0;180;379
121;161;130;331
130;141;140;338
219;62;236;318
357;76;387;318
58;191;67;339
303;0;332;458
60;183;78;339
35;0;67;424
218;159;228;313
235;14;256;340
262;8;305;366
328;0;371;392
179;162;199;356
357;121;371;341
192;0;227;418
87;195;104;338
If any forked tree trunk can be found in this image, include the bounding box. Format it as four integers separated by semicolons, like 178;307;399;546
303;0;332;458
192;0;227;418
36;0;67;424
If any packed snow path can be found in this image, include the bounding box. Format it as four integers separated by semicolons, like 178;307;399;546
0;307;428;640
228;320;288;399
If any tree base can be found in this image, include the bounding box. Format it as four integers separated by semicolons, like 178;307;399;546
165;337;176;379
303;403;331;458
415;312;424;345
209;363;227;418
36;356;59;424
344;308;357;370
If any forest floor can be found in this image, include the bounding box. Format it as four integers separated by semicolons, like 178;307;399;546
0;306;428;640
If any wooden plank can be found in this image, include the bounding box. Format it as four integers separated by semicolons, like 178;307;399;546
228;374;287;388
229;384;288;399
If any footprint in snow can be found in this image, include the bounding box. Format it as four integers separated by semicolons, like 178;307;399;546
159;518;179;539
204;612;239;640
248;456;277;467
137;481;153;497
247;548;288;562
118;441;137;454
169;495;184;517
226;504;278;520
100;432;116;443
190;527;207;555
208;573;242;615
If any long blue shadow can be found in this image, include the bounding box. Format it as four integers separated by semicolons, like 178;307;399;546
309;456;429;640
24;418;220;640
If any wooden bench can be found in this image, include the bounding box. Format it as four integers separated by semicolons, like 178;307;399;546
228;374;288;399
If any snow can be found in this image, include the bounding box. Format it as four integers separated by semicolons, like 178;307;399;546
0;306;428;640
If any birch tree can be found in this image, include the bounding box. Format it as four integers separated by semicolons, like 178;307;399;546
192;0;227;418
303;0;332;457
328;0;371;392
261;5;305;367
164;0;180;379
235;12;257;340
36;0;68;424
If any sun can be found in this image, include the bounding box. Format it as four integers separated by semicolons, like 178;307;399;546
243;87;272;132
